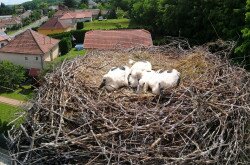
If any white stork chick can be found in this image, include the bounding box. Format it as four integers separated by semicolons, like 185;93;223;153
99;66;131;91
137;69;181;95
128;60;152;88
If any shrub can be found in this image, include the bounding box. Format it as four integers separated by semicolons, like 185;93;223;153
76;22;84;30
71;29;88;43
48;32;71;40
49;29;88;44
59;37;72;55
0;61;26;90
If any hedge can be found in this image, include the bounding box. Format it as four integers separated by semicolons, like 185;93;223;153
77;22;84;30
59;37;72;55
48;29;88;44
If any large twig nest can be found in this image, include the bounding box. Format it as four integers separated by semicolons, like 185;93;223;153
8;42;250;164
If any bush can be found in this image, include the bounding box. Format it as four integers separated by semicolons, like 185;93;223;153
48;32;71;40
59;37;72;55
49;29;89;44
76;22;84;30
0;61;26;90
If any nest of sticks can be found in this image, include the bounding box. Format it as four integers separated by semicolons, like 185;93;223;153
8;41;250;164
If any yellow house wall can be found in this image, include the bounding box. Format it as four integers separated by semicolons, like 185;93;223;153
38;28;71;35
44;45;59;61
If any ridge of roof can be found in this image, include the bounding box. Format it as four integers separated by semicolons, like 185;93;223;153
0;29;59;55
31;29;59;53
29;29;44;54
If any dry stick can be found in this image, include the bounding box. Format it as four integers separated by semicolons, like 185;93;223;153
8;42;250;164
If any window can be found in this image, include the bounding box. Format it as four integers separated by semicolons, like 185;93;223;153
1;43;4;47
35;57;38;60
25;57;28;60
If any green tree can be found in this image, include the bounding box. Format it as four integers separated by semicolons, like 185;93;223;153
77;22;84;29
129;0;245;43
59;37;72;55
116;7;128;19
48;10;56;18
81;0;88;4
0;119;12;136
0;61;26;90
63;0;77;8
22;1;38;10
235;0;250;69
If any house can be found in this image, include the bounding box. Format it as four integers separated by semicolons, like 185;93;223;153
0;29;59;74
0;22;7;31
59;11;92;24
0;15;12;20
84;29;153;50
37;17;76;35
55;10;92;23
88;0;98;9
0;31;10;48
49;5;59;11
83;9;100;19
20;10;32;19
101;10;110;17
0;17;22;29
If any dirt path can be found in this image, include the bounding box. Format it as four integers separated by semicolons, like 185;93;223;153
0;96;24;107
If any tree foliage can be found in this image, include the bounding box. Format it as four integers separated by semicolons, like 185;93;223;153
77;22;84;29
0;3;14;15
235;0;250;69
0;119;12;136
59;37;72;55
0;61;26;90
108;0;245;44
63;0;77;8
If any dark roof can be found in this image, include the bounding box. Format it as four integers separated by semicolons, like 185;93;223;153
0;29;59;55
84;29;153;50
38;17;73;30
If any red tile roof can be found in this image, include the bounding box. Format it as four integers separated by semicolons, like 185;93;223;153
83;9;100;16
84;29;153;50
0;29;59;55
59;11;92;20
59;12;74;19
38;17;73;30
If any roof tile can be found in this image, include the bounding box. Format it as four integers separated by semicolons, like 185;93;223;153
39;17;73;30
0;29;59;55
84;29;153;50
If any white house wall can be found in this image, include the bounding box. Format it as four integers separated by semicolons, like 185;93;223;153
60;19;75;25
76;17;92;22
0;52;43;69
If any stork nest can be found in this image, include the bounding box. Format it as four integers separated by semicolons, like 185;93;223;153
8;40;250;164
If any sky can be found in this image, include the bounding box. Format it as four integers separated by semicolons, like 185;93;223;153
0;0;31;5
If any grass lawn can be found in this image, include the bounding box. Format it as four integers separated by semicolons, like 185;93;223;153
43;49;86;74
0;103;24;123
57;49;86;62
84;19;131;30
6;24;31;35
0;85;33;101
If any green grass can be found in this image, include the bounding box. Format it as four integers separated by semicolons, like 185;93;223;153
0;103;24;123
43;49;86;74
57;49;86;62
6;24;31;35
0;85;33;101
84;19;131;30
